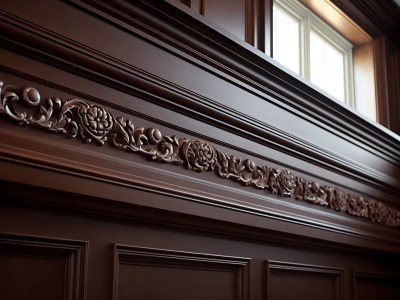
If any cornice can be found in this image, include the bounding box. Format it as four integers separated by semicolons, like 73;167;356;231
105;0;400;155
0;7;399;197
68;1;400;167
1;81;399;228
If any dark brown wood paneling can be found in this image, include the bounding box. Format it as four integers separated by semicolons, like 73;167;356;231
263;0;272;55
0;234;88;300
354;272;400;300
1;190;400;300
373;37;391;128
387;47;400;135
267;261;344;300
114;245;250;300
2;0;400;197
176;0;205;15
0;0;400;300
173;0;249;42
203;0;247;41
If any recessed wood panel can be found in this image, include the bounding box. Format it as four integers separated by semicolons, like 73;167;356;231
204;0;248;41
0;234;88;300
267;261;343;300
354;272;400;300
0;255;65;300
176;0;249;41
114;245;250;300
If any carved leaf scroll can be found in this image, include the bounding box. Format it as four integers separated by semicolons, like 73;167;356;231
1;81;399;228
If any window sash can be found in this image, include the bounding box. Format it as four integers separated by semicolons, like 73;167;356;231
273;0;354;107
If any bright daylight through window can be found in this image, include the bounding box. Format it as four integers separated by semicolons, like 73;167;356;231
273;0;359;113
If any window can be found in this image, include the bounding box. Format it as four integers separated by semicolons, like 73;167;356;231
273;0;356;110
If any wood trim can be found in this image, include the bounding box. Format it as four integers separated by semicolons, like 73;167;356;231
80;0;400;161
0;233;88;300
1;79;399;228
0;0;399;249
392;51;400;133
1;6;399;195
267;261;345;300
353;41;376;121
245;0;255;46
300;0;371;45
1;135;399;253
373;37;390;128
387;47;400;135
264;0;272;56
330;0;400;45
298;0;397;129
353;271;400;300
114;245;250;300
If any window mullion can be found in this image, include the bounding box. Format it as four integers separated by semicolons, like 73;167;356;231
345;49;355;107
303;16;311;79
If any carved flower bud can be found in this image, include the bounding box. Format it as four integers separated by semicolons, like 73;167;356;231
22;87;40;107
147;128;162;144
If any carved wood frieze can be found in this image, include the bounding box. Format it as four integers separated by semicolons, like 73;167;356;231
1;81;399;228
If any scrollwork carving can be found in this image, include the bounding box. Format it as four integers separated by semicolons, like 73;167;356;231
1;81;399;228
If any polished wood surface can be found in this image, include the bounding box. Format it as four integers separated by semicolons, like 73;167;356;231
0;0;399;299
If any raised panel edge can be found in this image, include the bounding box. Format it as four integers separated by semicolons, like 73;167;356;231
113;244;251;300
353;270;400;300
0;233;88;300
267;260;345;300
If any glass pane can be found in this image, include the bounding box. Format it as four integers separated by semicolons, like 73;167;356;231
310;30;346;102
273;5;301;74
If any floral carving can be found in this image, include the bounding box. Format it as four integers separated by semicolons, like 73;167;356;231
180;139;217;171
77;104;113;144
1;81;399;228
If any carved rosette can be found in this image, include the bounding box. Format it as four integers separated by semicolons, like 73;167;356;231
180;139;217;171
76;103;113;144
1;81;399;228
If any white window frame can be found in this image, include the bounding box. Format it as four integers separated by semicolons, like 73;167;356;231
273;0;355;107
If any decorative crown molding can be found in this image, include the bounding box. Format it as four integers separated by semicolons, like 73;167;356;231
1;81;399;228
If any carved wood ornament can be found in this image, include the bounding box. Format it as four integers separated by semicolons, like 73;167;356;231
1;81;399;228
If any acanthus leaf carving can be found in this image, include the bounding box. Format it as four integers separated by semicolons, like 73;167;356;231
1;81;399;228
